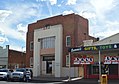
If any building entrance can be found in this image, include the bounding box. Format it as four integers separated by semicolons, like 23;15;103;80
46;61;52;74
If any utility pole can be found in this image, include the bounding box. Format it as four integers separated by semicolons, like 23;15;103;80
98;50;101;82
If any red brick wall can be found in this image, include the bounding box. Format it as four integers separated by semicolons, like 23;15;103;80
26;13;95;67
8;50;26;69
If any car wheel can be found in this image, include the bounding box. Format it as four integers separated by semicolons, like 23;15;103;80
23;77;26;82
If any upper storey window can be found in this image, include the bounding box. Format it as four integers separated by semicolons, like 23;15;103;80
40;36;55;49
30;41;33;51
66;36;71;47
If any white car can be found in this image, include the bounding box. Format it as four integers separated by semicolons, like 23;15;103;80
10;68;26;81
0;69;10;81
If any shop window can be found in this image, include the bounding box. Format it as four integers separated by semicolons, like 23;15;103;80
66;36;71;47
89;64;105;75
109;64;118;75
93;66;99;74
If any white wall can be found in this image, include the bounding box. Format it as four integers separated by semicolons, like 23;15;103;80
62;67;78;77
0;45;9;68
33;24;63;77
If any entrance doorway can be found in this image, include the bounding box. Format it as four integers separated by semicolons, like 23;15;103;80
46;61;52;74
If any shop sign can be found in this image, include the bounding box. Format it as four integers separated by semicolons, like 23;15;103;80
68;47;82;52
83;46;98;51
104;56;119;64
100;44;119;50
68;43;119;52
73;57;94;65
99;45;112;50
43;56;55;61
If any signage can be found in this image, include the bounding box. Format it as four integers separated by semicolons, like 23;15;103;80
99;44;112;50
104;56;119;64
68;43;119;52
70;47;82;52
73;57;94;65
100;44;119;50
43;56;55;61
83;46;98;51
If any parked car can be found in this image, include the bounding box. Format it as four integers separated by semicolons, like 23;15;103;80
10;68;27;81
0;69;10;81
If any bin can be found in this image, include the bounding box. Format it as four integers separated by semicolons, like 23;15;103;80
101;74;107;84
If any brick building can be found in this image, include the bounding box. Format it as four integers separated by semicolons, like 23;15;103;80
8;50;26;69
26;13;96;77
0;45;26;69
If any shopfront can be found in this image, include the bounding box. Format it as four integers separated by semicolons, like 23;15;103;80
69;43;119;79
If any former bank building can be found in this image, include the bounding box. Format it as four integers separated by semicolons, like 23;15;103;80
26;13;97;77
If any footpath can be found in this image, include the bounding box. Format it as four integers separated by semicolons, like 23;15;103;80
32;76;119;84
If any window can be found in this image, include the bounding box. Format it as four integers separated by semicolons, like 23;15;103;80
30;41;33;51
66;55;70;66
41;36;55;49
30;57;33;67
92;65;99;74
66;36;71;47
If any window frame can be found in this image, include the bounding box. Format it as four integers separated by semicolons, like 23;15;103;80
30;41;33;51
66;36;71;47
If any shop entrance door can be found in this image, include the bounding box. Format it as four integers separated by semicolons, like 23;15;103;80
46;61;52;74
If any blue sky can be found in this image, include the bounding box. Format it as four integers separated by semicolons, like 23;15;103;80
0;0;119;51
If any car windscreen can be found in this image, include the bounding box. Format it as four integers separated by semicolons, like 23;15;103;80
16;68;26;72
0;69;8;72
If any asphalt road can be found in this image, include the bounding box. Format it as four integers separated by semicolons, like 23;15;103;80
0;78;119;84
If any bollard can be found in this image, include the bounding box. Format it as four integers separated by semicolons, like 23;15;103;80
101;74;107;84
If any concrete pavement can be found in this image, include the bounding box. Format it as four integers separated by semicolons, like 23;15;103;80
31;76;119;84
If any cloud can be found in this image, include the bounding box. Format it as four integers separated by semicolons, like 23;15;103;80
0;36;8;44
66;0;77;5
17;23;27;41
9;44;26;52
49;0;57;5
73;0;119;39
0;2;41;41
90;20;119;39
80;11;96;19
63;10;74;15
37;0;57;5
0;10;12;22
0;1;43;51
17;23;27;33
0;22;24;40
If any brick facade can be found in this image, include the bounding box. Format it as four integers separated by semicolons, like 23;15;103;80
8;50;26;69
26;13;96;67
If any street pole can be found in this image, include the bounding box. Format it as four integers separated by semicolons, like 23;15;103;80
68;52;71;81
98;50;101;82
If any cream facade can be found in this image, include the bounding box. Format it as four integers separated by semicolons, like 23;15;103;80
33;24;79;77
33;24;63;77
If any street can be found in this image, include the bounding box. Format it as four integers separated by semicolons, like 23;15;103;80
0;81;62;84
0;78;119;84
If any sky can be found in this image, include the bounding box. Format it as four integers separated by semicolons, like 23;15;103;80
0;0;119;51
